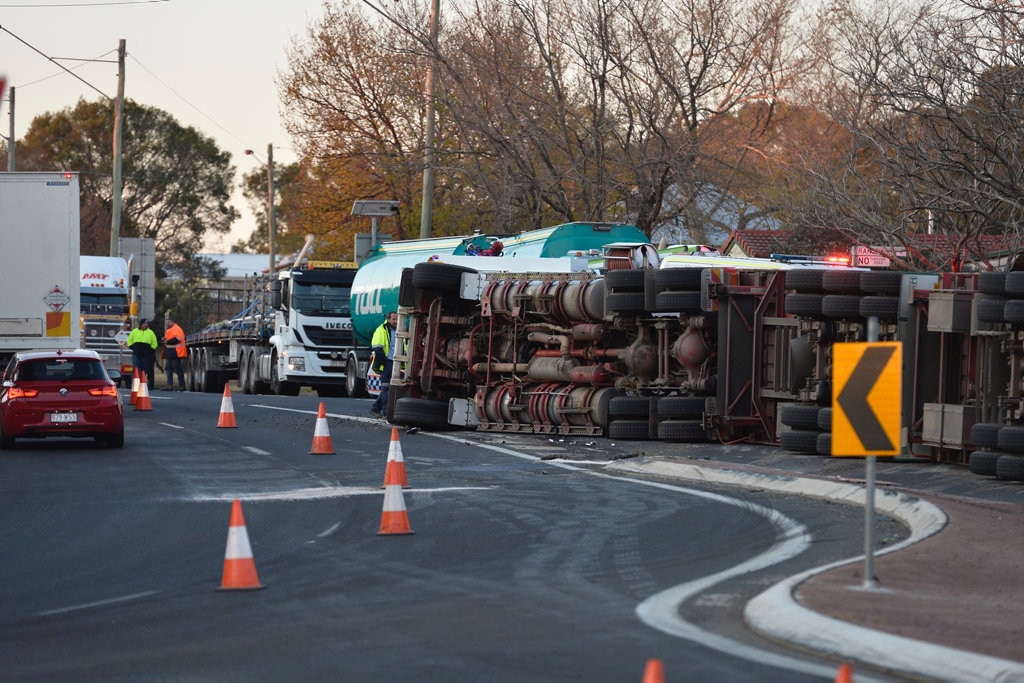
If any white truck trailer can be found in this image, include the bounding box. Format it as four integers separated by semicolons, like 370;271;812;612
0;172;81;366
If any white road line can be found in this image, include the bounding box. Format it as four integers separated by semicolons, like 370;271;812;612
243;446;271;456
247;404;844;677
36;591;159;617
159;422;184;429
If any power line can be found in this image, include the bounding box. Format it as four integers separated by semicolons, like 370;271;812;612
0;1;168;7
0;24;110;98
128;53;256;152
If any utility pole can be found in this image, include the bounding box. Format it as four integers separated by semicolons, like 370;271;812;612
267;142;276;273
6;85;14;171
110;39;126;258
419;0;440;239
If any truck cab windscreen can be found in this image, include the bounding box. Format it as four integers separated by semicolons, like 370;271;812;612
290;283;351;316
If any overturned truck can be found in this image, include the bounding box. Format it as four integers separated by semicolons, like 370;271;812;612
383;243;1024;481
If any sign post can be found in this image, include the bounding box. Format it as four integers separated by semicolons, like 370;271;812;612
831;325;901;589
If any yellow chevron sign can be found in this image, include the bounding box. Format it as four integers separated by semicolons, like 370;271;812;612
832;342;902;457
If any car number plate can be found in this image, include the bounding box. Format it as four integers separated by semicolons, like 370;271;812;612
50;412;78;423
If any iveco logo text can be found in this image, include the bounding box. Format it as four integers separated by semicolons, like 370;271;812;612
325;322;352;329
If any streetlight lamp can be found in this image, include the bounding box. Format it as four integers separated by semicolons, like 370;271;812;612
245;144;276;273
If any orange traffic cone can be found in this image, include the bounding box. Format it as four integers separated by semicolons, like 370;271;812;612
378;456;414;536
217;382;238;428
641;658;665;683
309;402;335;454
382;427;410;488
218;499;264;590
134;371;152;411
834;662;853;683
129;367;140;405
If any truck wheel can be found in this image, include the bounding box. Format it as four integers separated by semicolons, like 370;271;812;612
780;403;821;430
346;356;366;398
996;425;1024;454
977;272;1006;295
976;298;1006;323
968;450;1001;477
859;271;903;295
608;395;656;419
412;262;476;293
606;292;645;313
393;397;449;429
784;293;824;318
821;295;862;319
859;296;899;320
657;420;708;442
822;270;863;293
654;268;703;290
780;428;820;454
250;354;269;394
607;420;652;440
654;290;702;312
606;269;646;291
816;432;831;456
970;423;1002;449
784;270;825;293
996;454;1024;481
657;395;705;419
239;351;252;394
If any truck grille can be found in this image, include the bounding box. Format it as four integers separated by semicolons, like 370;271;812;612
82;321;123;353
301;326;353;347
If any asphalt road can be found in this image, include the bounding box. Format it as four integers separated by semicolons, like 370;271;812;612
0;389;904;681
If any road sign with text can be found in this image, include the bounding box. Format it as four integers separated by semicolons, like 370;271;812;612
832;342;902;456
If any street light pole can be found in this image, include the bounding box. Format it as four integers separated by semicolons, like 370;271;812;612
266;142;276;273
419;0;440;239
245;145;276;273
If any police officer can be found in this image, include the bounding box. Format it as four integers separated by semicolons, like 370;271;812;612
369;311;398;418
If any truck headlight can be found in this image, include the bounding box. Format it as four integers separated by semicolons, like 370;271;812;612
287;356;306;371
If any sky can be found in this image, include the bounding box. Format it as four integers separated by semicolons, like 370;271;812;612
0;0;329;252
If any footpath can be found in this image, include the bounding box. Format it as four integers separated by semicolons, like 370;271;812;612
602;446;1024;683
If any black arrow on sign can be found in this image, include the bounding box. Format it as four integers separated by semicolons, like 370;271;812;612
837;346;895;451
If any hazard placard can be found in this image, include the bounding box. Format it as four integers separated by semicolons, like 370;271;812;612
832;342;902;456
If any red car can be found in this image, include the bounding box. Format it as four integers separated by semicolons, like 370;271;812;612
0;349;125;449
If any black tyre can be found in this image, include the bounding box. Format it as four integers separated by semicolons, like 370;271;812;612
817;407;832;431
976;298;1007;323
996;454;1024;481
654;290;702;312
780;428;820;454
978;272;1006;295
657;420;708;442
654;268;703;290
821;295;862;319
1005;300;1024;326
780;403;821;430
816;431;831;456
859;296;899;320
238;351;252;394
968;450;1001;477
970;422;1002;449
605;269;646;291
785;293;824;318
609;396;656;419
996;425;1024;454
607;419;652;440
346;356;366;398
0;430;14;450
393;397;450;429
784;269;826;293
657;395;706;419
822;269;863;293
606;292;646;313
412;262;477;292
1005;272;1024;297
860;271;903;295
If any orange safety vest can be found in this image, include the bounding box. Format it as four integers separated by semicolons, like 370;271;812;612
164;323;188;358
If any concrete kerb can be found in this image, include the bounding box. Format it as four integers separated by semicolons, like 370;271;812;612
605;457;1024;683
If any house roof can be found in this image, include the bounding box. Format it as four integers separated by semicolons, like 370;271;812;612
719;230;785;258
